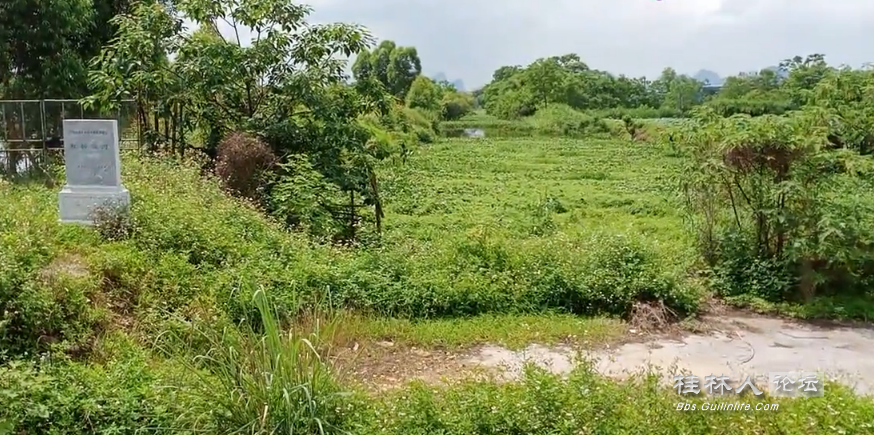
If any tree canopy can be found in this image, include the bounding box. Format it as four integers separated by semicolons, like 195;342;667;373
352;40;422;100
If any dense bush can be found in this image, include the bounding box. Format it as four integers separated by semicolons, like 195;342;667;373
4;355;873;435
676;108;874;304
525;104;611;137
0;352;187;434
703;97;797;116
352;366;874;435
440;91;475;120
587;105;684;119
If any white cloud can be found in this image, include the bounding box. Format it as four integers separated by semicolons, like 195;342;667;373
205;0;874;88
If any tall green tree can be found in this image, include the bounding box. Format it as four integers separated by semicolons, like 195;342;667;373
88;0;393;238
0;0;134;99
405;75;441;112
352;40;422;99
0;0;94;98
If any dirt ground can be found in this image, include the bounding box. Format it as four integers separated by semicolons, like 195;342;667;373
336;308;874;395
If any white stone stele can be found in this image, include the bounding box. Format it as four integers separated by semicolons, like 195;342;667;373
58;119;130;225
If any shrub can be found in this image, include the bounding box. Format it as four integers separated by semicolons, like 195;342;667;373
677;108;874;304
405;76;441;112
317;231;699;319
587;105;685;120
704;97;796;117
401;106;439;144
0;355;186;434
90;201;136;241
215;132;277;201
353;364;874;435
440;92;474;121
527;104;611;137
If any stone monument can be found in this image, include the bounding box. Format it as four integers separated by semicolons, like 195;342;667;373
58;119;130;224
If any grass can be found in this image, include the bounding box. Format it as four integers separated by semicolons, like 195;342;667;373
381;137;686;242
338;313;625;350
3;135;874;434
723;294;874;322
176;288;349;434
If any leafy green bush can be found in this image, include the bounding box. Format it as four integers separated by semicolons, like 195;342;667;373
677;108;874;306
704;97;796;116
587;105;684;119
400;106;439;144
405;76;441;112
315;232;699;318
526;104;611;137
440;92;474;121
0;354;187;434
351;365;874;435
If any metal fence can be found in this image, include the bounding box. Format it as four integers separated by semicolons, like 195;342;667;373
0;99;141;176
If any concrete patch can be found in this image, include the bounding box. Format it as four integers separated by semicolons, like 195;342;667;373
464;316;874;395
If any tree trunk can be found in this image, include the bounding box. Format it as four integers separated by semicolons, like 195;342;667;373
799;257;816;303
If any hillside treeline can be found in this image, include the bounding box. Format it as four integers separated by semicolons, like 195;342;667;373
476;53;848;120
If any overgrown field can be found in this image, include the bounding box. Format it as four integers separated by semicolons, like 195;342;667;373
2;136;874;433
0;137;700;358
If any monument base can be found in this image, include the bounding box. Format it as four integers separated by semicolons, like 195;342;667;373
58;185;131;225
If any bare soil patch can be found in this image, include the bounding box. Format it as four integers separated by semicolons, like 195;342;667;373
340;312;874;395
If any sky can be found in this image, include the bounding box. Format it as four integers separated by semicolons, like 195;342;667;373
213;0;874;89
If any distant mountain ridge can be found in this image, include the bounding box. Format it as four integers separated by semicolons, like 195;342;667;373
692;69;723;86
690;66;789;87
431;72;466;91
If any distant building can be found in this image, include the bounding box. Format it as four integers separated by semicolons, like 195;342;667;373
702;83;723;94
697;83;722;101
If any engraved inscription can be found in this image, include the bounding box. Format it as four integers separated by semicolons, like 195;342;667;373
63;120;120;187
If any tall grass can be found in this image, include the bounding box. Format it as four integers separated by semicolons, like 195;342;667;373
178;287;349;434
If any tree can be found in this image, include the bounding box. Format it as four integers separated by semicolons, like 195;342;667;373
676;106;874;303
492;65;522;82
480;54;664;118
440;91;474;120
88;0;394;240
352;40;422;99
780;54;833;106
0;0;136;99
0;0;94;98
662;75;702;112
405;75;441;112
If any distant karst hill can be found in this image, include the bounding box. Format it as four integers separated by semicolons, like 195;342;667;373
692;69;723;85
431;72;466;91
691;66;789;86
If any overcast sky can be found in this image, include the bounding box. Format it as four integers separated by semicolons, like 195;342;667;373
215;0;874;88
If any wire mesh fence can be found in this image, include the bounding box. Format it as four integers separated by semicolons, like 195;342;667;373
0;99;141;177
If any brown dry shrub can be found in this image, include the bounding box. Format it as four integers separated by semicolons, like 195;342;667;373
628;300;678;333
215;131;277;200
632;130;651;143
724;144;799;176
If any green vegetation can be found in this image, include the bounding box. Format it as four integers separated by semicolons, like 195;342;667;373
4;0;874;433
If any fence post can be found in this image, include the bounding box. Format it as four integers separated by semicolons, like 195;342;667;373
40;99;47;150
